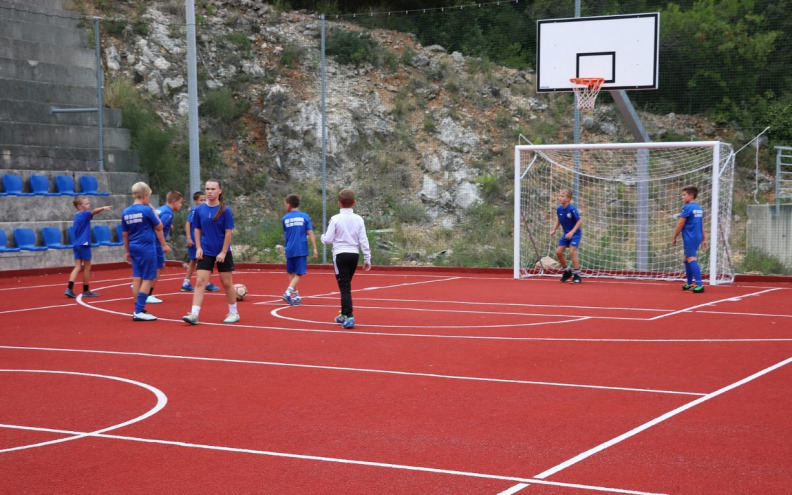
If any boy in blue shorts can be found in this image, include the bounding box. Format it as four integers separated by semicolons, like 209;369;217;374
281;194;318;305
65;196;112;298
182;179;240;325
672;185;707;293
549;188;583;283
180;191;220;293
122;182;171;321
145;191;184;304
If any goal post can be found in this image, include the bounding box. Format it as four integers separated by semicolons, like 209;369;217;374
514;141;735;284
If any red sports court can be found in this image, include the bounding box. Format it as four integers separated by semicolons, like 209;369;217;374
1;264;791;494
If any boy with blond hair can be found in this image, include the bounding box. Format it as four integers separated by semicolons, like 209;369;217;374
121;182;170;321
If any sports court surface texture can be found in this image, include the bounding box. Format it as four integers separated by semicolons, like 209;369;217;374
1;264;791;494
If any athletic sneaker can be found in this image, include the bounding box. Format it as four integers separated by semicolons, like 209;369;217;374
223;312;240;323
334;313;347;324
82;291;100;297
146;295;163;304
572;274;582;284
133;312;157;321
181;283;195;292
65;288;77;298
292;296;301;306
341;317;355;329
182;313;198;325
692;285;705;294
560;270;573;282
206;283;220;292
282;291;294;305
682;283;696;291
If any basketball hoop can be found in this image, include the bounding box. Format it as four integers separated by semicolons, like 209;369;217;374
570;77;605;111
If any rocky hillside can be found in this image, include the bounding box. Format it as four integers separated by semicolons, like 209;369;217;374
73;0;766;265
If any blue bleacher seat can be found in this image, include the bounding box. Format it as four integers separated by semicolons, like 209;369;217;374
55;175;80;196
41;227;73;249
1;174;34;196
79;175;110;196
0;230;21;252
30;175;60;196
13;228;48;251
93;225;122;246
68;226;99;247
116;224;124;245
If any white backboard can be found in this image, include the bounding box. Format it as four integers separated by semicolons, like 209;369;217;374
536;13;659;92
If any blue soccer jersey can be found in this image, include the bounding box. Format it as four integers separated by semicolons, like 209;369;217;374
72;210;93;246
155;204;174;239
680;201;704;246
186;206;197;243
121;204;161;253
193;203;234;257
556;203;582;236
282;210;313;258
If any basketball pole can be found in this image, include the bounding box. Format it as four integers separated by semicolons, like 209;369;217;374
573;1;581;198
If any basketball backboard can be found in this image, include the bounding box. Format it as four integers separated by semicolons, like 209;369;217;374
536;13;659;92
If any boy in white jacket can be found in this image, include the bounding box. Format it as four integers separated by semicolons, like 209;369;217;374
320;189;371;328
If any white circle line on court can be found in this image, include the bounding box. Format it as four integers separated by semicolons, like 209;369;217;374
0;369;168;453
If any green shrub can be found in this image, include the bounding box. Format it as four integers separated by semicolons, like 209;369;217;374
741;248;791;275
200;88;249;123
326;29;378;66
226;32;251;52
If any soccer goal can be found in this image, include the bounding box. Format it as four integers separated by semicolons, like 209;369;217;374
514;141;735;284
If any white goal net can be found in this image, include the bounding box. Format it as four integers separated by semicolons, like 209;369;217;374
514;141;735;284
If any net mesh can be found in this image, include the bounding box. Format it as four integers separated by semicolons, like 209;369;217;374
516;142;735;283
570;78;604;111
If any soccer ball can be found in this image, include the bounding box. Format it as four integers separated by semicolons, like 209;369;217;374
234;283;247;301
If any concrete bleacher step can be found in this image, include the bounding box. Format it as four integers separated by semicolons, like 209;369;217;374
0;99;123;127
0;37;94;69
0;57;99;87
0;2;81;29
0;0;70;14
0;77;100;107
0;245;125;272
0;121;131;149
0;14;85;47
0;145;140;173
0;195;129;223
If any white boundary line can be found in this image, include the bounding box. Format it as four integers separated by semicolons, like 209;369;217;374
0;423;669;495
501;355;792;493
0;369;167;453
0;345;704;397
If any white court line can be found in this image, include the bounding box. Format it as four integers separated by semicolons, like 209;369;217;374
0;423;669;495
649;288;783;320
501;355;792;494
0;345;704;396
0;369;167;453
696;310;792;319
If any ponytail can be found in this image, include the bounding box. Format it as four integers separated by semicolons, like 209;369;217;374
208;179;226;221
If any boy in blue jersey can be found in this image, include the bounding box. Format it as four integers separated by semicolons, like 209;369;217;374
182;179;240;325
549;188;583;283
144;191;184;304
672;185;707;293
281;194;318;305
121;182;171;321
65;196;112;298
180;191;220;293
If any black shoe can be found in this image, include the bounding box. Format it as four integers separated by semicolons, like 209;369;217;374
572;274;581;284
560;270;573;282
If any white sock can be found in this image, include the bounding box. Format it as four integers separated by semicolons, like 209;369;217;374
229;303;238;314
183;278;190;285
191;305;201;316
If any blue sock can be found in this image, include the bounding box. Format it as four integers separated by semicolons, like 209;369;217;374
690;260;702;286
135;292;147;313
684;261;692;284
